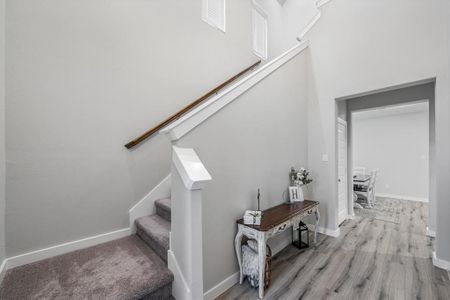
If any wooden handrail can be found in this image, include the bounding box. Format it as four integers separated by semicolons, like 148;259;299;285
125;60;261;149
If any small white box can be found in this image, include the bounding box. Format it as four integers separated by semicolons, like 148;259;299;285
243;210;262;225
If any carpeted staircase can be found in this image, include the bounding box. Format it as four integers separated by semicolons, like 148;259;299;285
136;198;171;263
0;198;174;300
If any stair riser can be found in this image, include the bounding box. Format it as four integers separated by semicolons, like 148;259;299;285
137;227;168;262
141;282;172;300
156;205;171;222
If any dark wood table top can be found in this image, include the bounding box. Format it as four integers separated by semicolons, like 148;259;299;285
237;200;319;231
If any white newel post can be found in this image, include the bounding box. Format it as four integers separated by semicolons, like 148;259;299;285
168;146;212;300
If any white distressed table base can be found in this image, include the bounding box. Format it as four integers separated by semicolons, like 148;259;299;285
235;206;320;298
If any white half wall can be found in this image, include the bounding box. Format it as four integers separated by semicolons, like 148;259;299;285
352;108;429;200
177;51;309;292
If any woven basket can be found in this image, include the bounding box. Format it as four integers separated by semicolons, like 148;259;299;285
242;238;273;289
264;245;272;289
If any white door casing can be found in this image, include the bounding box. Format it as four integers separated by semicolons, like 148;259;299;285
337;118;348;225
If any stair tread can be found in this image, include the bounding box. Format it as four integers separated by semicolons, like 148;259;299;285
0;235;173;299
136;214;170;252
155;198;171;212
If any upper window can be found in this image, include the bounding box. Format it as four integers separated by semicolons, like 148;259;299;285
252;2;268;60
202;0;226;32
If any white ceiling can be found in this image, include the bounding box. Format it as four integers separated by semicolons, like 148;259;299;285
352;101;428;120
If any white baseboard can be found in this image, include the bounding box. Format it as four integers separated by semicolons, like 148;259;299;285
0;259;7;284
129;175;171;232
376;193;428;203
168;250;191;300
310;225;341;238
6;227;131;269
433;251;450;271
270;235;293;256
203;272;239;300
426;226;436;238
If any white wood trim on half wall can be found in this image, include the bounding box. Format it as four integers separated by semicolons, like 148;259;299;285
159;41;309;141
168;249;191;300
297;0;333;41
0;259;7;284
129;174;171;232
5;228;131;270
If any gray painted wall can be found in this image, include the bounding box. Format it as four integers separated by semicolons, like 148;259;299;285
178;53;308;291
353;110;429;199
256;0;317;59
0;0;5;263
305;0;450;261
5;0;256;256
438;0;450;263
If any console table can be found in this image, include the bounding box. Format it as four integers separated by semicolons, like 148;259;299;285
235;200;320;298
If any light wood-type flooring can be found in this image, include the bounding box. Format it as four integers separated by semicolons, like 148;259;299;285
218;198;450;300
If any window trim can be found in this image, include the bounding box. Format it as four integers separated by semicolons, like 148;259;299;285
252;0;268;60
202;0;226;33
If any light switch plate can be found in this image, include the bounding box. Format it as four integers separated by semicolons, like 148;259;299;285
322;154;329;162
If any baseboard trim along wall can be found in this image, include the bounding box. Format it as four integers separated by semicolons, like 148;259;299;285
168;250;191;300
433;251;450;271
5;227;131;270
203;272;239;300
426;226;436;238
375;193;428;203
0;259;7;283
311;225;341;238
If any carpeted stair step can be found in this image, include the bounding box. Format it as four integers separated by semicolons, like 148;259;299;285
0;235;173;300
136;214;170;262
155;198;171;221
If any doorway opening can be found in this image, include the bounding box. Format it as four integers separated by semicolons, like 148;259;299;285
335;79;435;232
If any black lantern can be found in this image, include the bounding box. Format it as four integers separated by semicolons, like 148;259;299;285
292;221;310;249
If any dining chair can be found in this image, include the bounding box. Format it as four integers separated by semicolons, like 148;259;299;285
370;169;379;205
354;169;378;208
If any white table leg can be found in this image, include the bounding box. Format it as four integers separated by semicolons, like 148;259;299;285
234;228;244;284
314;209;320;244
257;233;266;299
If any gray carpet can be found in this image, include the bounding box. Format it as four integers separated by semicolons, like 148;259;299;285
0;235;173;300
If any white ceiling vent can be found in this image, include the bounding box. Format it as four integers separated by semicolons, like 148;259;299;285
252;2;268;60
202;0;226;32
